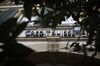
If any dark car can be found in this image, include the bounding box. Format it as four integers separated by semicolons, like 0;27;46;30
25;30;31;37
72;30;75;37
35;31;39;37
40;31;44;37
72;33;75;37
52;30;56;35
68;30;71;37
31;31;35;37
64;30;67;37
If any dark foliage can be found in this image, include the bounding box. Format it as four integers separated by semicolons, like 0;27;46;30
0;0;5;3
23;0;33;21
14;0;19;5
0;18;34;65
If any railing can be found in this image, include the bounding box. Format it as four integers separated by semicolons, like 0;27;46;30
16;37;87;41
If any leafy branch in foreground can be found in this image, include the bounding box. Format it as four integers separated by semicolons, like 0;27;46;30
13;0;100;57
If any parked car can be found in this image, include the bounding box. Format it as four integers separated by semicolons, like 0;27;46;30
31;31;35;37
35;31;39;37
64;30;67;37
52;30;56;35
40;31;44;37
25;30;31;37
68;30;71;37
74;27;80;35
57;31;60;36
72;30;75;37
